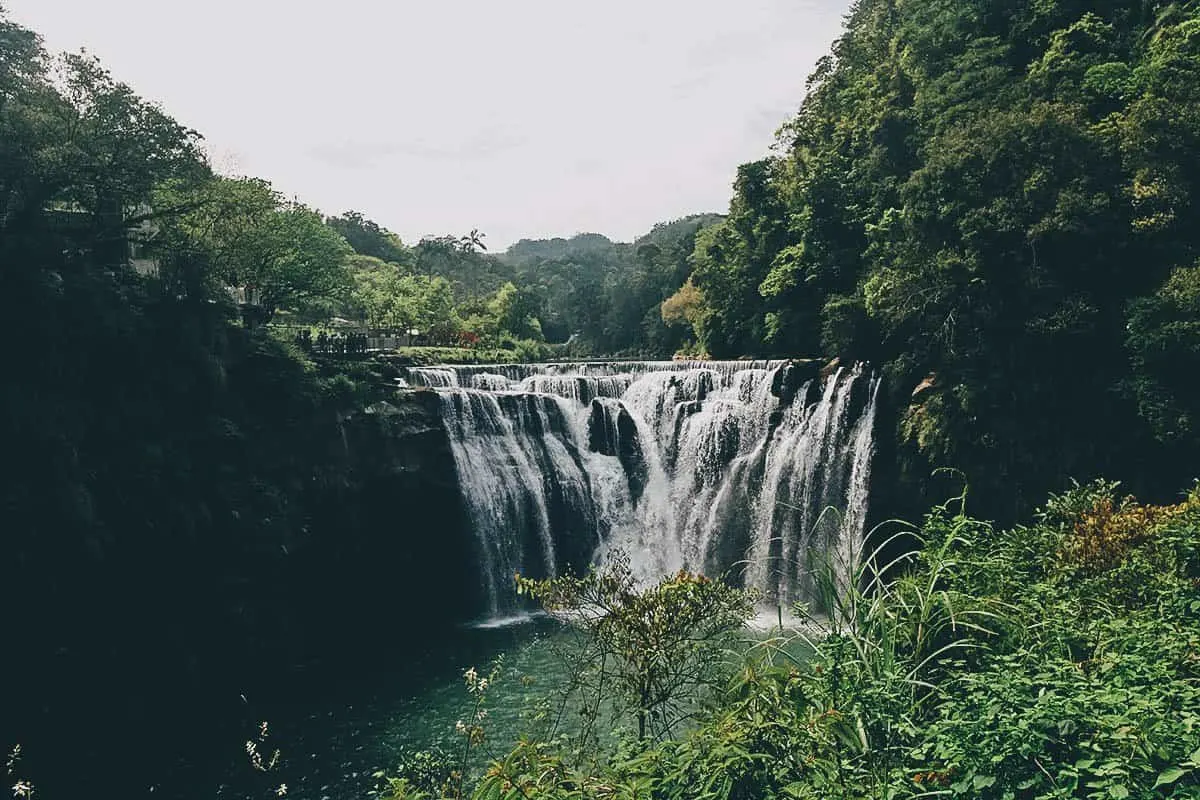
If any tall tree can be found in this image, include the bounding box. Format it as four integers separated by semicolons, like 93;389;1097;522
156;177;352;322
326;210;410;265
679;0;1200;518
459;227;487;253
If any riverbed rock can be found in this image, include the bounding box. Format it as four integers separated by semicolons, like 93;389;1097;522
770;360;821;405
911;373;938;402
588;399;650;502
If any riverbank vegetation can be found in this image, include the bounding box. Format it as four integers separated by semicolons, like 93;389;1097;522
5;0;1200;796
303;0;1200;527
660;0;1200;522
0;7;716;787
381;480;1200;799
0;10;484;790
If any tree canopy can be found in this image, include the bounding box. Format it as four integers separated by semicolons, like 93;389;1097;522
326;210;410;265
156;177;353;322
500;216;726;355
669;0;1200;519
5;0;1200;794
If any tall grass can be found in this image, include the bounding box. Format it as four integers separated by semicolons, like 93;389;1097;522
432;480;1200;799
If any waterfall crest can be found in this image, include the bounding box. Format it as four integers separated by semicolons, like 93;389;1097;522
410;360;878;615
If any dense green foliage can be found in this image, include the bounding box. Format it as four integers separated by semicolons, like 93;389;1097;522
408;481;1200;800
7;0;1200;795
502;216;725;355
0;11;481;792
327;210;410;265
155;175;354;323
312;204;728;357
517;554;754;744
310;215;729;357
668;0;1200;518
0;9;716;792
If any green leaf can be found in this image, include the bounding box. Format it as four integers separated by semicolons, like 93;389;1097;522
1155;766;1189;788
974;774;997;789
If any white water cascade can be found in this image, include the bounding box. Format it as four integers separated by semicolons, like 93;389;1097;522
407;360;879;615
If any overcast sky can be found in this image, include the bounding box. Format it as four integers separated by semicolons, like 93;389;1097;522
8;0;848;249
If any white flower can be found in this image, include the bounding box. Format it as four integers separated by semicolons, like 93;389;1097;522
477;678;489;692
455;720;467;734
13;781;34;798
276;784;288;796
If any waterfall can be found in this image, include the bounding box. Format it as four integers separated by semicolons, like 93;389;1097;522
412;360;878;615
409;368;460;388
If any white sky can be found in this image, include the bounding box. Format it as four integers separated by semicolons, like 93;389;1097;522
7;0;849;248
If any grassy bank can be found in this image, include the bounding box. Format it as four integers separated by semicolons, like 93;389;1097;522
378;480;1200;800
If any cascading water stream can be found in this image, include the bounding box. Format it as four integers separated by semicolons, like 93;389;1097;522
409;360;878;616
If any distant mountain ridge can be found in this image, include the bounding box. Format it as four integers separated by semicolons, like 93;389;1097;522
500;214;725;265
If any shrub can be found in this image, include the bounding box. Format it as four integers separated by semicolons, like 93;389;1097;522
461;483;1200;800
1058;491;1189;575
517;553;755;745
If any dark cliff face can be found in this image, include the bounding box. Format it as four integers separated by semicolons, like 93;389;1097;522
588;399;650;504
287;389;476;668
2;380;475;795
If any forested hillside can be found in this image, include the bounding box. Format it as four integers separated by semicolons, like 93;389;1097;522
0;8;716;789
5;0;1200;796
309;215;725;358
667;0;1200;521
0;11;483;791
500;215;723;354
428;481;1200;800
